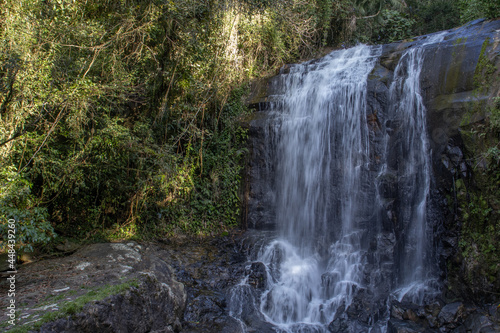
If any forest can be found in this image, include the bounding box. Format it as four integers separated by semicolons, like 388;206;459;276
1;0;499;252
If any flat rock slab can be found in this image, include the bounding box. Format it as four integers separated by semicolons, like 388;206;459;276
0;241;185;331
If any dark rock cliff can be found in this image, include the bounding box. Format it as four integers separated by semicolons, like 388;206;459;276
242;17;500;317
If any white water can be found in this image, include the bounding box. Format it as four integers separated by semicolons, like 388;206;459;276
386;33;445;304
258;45;381;331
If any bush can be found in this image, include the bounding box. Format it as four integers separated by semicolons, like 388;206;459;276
459;0;500;23
371;9;416;43
0;167;55;252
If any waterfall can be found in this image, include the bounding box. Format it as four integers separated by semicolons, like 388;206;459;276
232;35;446;332
387;33;445;304
258;45;381;331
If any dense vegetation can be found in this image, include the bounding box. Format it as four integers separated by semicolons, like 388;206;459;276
0;0;498;252
453;37;500;299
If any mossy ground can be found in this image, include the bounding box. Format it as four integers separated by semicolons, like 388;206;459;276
2;279;139;332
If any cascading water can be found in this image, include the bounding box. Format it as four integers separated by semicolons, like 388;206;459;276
256;45;381;332
386;33;445;304
232;35;446;332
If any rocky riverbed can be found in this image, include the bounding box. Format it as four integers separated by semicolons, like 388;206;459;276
0;234;248;333
1;232;499;332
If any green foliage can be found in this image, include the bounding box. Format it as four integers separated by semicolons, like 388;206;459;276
349;0;492;45
459;0;500;23
142;87;249;235
474;38;496;93
484;99;500;169
343;0;459;45
352;0;405;18
2;0;339;245
458;187;500;287
371;9;416;43
456;96;500;293
340;0;409;44
0;0;495;250
490;97;500;131
407;0;460;36
0;167;55;252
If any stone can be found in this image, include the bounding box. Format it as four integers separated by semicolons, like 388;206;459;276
403;309;419;322
328;317;348;332
183;294;225;323
1;236;252;333
38;270;186;333
247;262;267;290
387;318;426;333
438;302;465;325
488;303;500;322
452;313;499;333
55;239;81;253
392;304;406;320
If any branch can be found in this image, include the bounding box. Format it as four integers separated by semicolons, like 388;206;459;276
357;9;381;20
0;104;49;147
17;107;66;175
0;68;18;115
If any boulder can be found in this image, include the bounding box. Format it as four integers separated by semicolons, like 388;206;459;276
39;270;186;333
387;319;426;333
452;313;499;333
438;302;465;326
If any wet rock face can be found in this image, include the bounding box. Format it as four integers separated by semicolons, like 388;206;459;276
240;18;500;333
243;110;278;230
383;301;500;333
159;237;249;333
387;318;426;333
247;262;267;290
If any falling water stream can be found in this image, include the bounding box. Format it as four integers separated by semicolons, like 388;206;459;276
258;45;380;332
232;35;446;332
388;33;445;303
